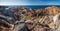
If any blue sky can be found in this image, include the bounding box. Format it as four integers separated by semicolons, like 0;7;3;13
0;0;60;5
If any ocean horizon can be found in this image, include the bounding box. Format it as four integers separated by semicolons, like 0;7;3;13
1;5;60;10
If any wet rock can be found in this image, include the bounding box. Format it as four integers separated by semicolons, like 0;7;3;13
0;15;16;24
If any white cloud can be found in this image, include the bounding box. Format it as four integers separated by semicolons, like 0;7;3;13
0;0;31;5
46;2;60;5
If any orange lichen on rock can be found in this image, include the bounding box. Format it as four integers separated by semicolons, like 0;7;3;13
45;6;59;15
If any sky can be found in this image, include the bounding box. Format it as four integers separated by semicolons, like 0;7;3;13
0;0;60;5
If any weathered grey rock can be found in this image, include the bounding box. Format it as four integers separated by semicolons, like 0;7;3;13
53;13;60;31
0;15;16;24
13;22;25;31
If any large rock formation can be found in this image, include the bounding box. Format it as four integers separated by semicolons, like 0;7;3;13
45;6;59;15
53;13;60;31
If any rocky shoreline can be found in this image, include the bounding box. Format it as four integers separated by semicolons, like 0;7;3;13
0;6;60;31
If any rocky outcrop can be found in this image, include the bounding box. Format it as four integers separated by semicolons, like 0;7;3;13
45;6;59;15
0;6;60;31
